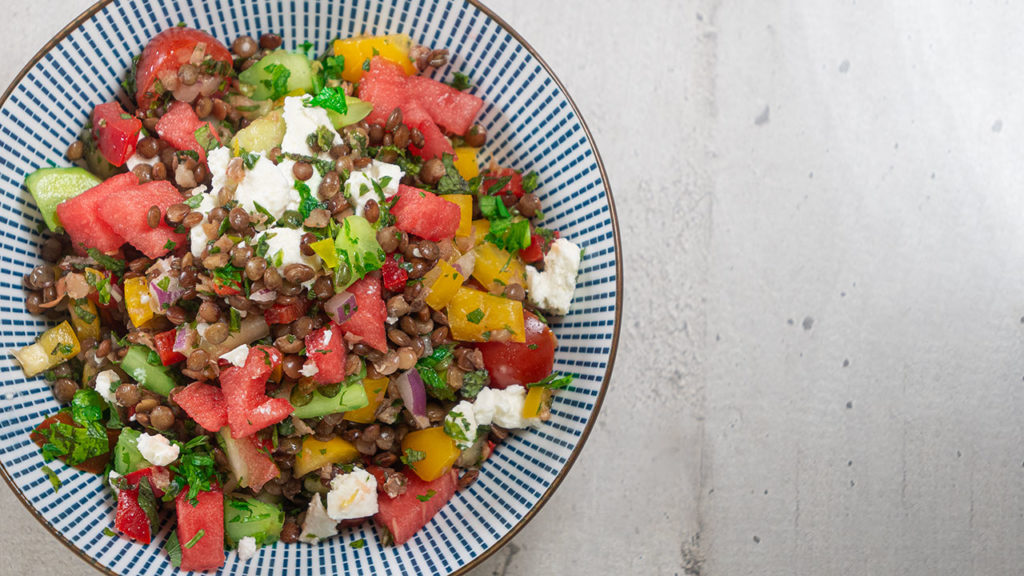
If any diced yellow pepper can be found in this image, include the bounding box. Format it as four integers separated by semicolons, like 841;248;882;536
452;147;480;180
472;242;526;293
401;426;460;482
309;237;338;269
293;436;361;477
332;34;417;83
471;219;491;247
447;287;526;343
522;386;552;420
344;377;389;424
68;298;100;341
13;321;81;378
422;260;466;310
444;195;474;238
123;276;154;328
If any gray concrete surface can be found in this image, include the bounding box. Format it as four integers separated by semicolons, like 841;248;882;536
5;1;1024;575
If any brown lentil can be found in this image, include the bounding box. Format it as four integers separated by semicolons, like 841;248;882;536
198;300;220;323
227;206;249;232
410;127;425;148
135;413;151;427
420;158;445;185
430;326;449;347
165;202;190;225
96;337;112;358
282;263;315;284
303;209;330;229
311;276;334;300
318;171;341;199
52;378;78;403
230;243;253;268
246;257;268;282
464;124;487;148
292;161;314;181
282;355;304;380
428;49;450;68
166;305;187;325
66;140;84;161
376;226;401;253
397;346;417;370
388;327;413;347
151;161;168;181
178;63;199;85
368;124;384;146
25;293;42;315
150;406;175;430
385;108;403;132
364;199;380;224
204;322;229;345
517;193;542;218
115;383;141;407
392;124;411;148
187;349;210;372
146;205;161;228
458;469;480;490
259;33;283;50
211;99;229;121
136;397;159;414
232;35;258;58
263;266;283;290
227;294;252;312
275;334;303;354
503;282;526;302
280;521;301;544
182;210;203;228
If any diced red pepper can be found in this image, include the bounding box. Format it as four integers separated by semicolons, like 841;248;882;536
211;277;241;296
304;324;347;386
153;329;186;366
518;234;545;263
122;466;171;498
382;254;409;292
264;299;308;325
175;485;225;572
115;486;152;544
92;102;142;167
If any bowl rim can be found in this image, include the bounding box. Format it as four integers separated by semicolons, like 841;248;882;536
0;1;624;574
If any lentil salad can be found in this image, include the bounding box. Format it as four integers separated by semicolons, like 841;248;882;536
14;25;582;571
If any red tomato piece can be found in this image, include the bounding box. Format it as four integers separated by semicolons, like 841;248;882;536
518;233;545;264
476;311;557;388
155;101;220;163
482;167;525;199
374;468;458;545
175;485;225;572
135;27;233;111
304;324;347;386
153;329;185;366
389;184;461;242
115;487;152;544
264;299;308;325
381;254;409;292
91;102;142;167
173;382;228;433
338;274;388;352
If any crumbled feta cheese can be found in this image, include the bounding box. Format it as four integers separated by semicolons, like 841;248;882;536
207;146;231;194
108;469;123;496
525;238;583;316
281;96;341;159
136;433;180;466
237;536;258;561
473;385;536;429
300;493;338;543
325;468;379;521
299;362;319;378
234;154;300;219
344;160;404;217
94;369;121;405
444;400;479;449
189;190;218;258
219;344;250;367
125;135;159;171
251;227;322;275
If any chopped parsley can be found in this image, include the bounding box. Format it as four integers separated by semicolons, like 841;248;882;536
521;170;540;194
460;370;490;399
184;529;205;549
528;372;575;390
436;153;470;195
261;63;292;100
184;193;205;209
350;538;366;549
163;239;177;250
416;489;437;502
86;248;126;274
400;448;426;466
443;410;472;443
448;72;473;91
241;150;260;170
102;527;117;538
465;308;485;324
295;180;321;218
193;124;218;151
306;85;349;115
71;299;97;324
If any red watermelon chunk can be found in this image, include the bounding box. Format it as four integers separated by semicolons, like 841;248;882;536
358;58;451;159
407;119;454;160
115;486;152;544
98;180;185;258
405;75;484;136
231;434;280;492
220;346;291;438
175;485;225;572
155;101;219;163
56;172;136;254
304;324;347;385
374;468;457;545
390;184;461;242
338;274;387;352
174;382;228;433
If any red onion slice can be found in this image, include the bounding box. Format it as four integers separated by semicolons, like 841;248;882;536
249;288;278;303
172;325;195;355
394;369;429;429
324;290;358;324
149;273;183;310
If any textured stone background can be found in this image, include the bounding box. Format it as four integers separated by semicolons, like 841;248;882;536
7;2;1024;575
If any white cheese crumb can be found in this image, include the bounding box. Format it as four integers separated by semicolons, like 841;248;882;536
94;369;121;406
219;344;250;368
444;400;479;449
251;227;322;275
281;96;342;159
300;493;339;543
136;433;180;467
343;160;404;217
525;238;582;316
325;468;379;521
473;385;536;429
237;536;258;561
299;362;320;378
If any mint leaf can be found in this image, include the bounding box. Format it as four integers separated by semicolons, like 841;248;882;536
306;86;349;115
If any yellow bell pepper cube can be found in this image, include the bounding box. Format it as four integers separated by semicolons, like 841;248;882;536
471;242;526;293
332;34;417;83
447;287;526;343
452;147;480;180
68;298;100;341
123;275;154;328
344;377;390;424
293;436;361;478
471;219;491;247
444;194;474;238
401;426;461;482
12;321;81;377
422;260;467;310
522;386;552;420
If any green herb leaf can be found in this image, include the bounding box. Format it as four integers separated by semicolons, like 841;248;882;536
165;532;182;567
521;171;539;194
71;298;97;324
102;527;117;537
86;248;126;274
41;465;61;493
261;63;292;100
84;269;112;305
465;308;485;324
184;194;205;209
295;180;321;219
184;529;205;549
460;370;490;399
449;72;473;91
137;476;161;532
400;448;426;465
193;124;218;152
528;372;575;390
38;420;110;466
71;389;107;425
436;153;470;195
478;195;510;221
416;489;437;502
350;538;366;549
417;366;455;402
306;86;349;116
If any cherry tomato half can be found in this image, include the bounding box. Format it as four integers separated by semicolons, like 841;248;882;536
135;27;233;110
476;311;556;389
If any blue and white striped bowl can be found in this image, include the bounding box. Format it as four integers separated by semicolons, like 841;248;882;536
0;1;621;574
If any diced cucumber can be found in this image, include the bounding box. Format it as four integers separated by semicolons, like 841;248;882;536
326;96;374;129
223;495;285;548
291;381;368;419
24;167;101;231
119;345;176;396
216;427;250;488
239;50;314;100
113;428;148;475
230;108;285;154
334;215;385;290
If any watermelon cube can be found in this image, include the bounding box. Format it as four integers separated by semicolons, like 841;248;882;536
97;180;185;258
389;184;462;242
304;324;347;386
155;101;220;163
174;382;228;433
55;172;136;254
405;75;484;136
175;485;225;571
374;468;457;545
115;486;152;544
407;119;454;160
338;274;388;352
220;346;291;438
229;433;280;492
